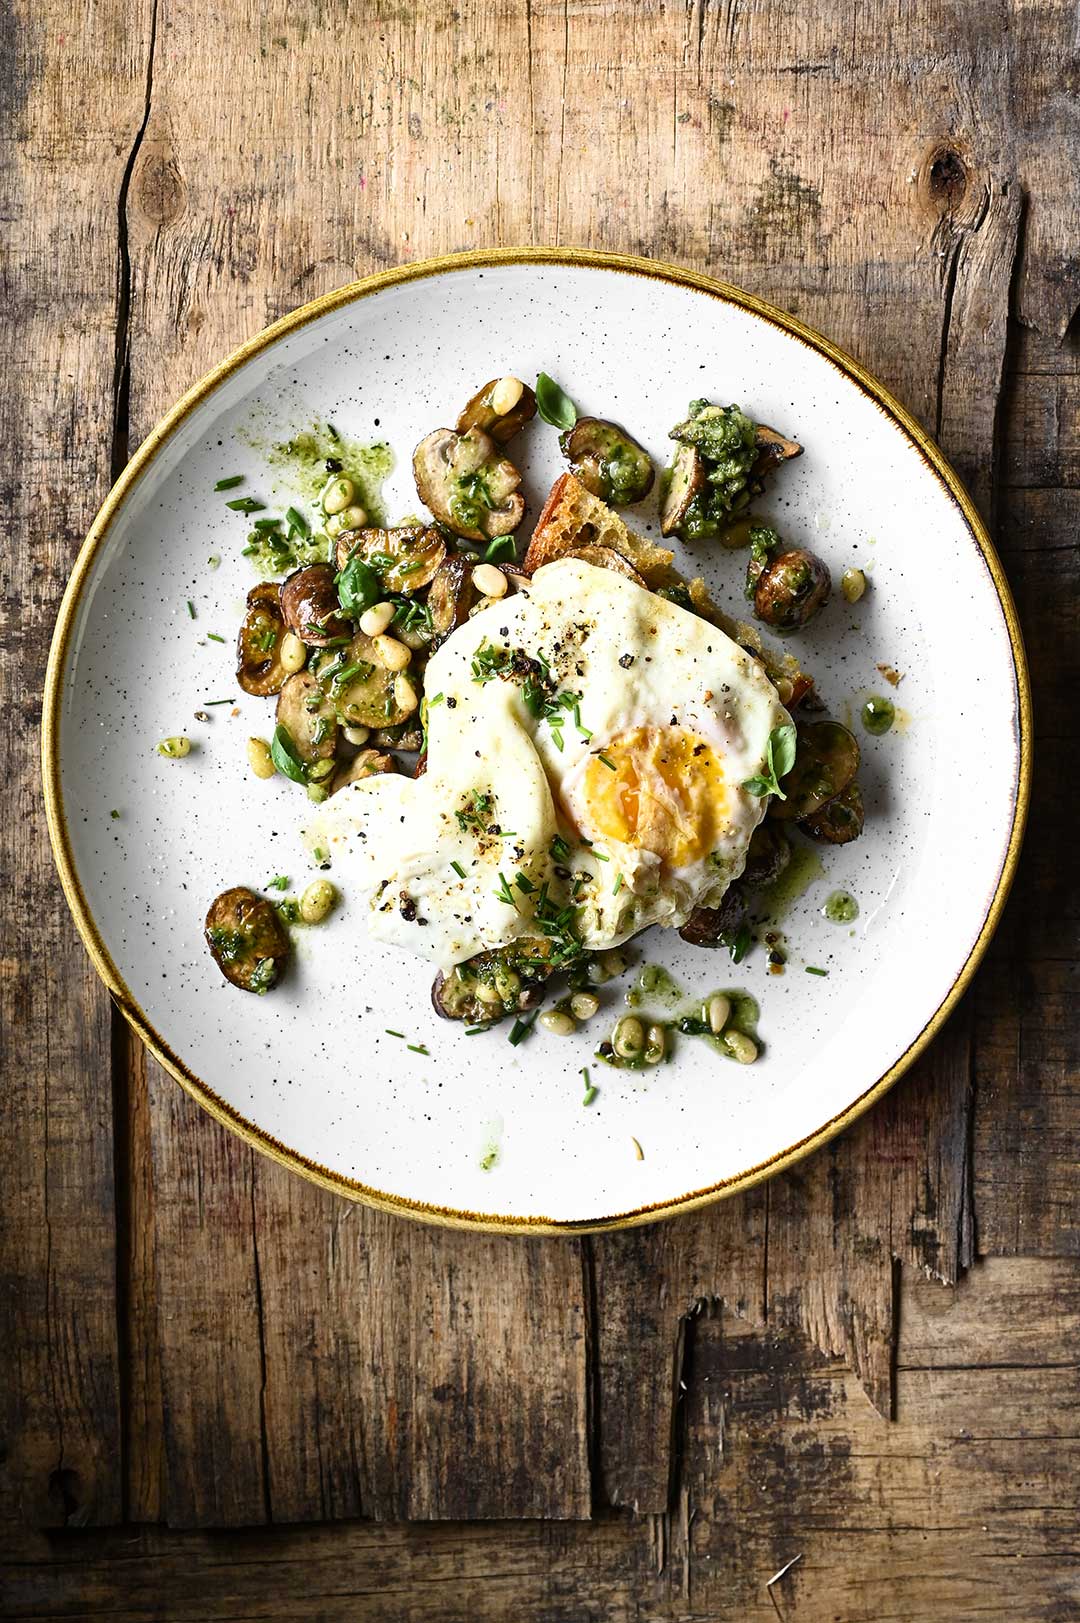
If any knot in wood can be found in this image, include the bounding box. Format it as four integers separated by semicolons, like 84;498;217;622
133;141;186;228
924;144;969;211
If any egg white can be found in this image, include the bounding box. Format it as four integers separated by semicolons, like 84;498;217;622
316;558;790;971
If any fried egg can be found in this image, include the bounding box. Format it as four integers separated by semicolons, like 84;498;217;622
316;558;790;971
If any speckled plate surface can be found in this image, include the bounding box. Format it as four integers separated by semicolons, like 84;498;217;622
43;250;1030;1231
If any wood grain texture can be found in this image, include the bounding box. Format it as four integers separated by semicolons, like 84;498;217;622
5;1260;1079;1621
0;0;157;1531
4;0;1077;1569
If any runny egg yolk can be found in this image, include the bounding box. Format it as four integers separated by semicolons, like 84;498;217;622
577;726;728;868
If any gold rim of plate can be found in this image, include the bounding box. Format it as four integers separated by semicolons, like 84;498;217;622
41;247;1033;1235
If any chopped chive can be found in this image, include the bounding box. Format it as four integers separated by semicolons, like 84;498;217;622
215;475;244;490
581;1067;597;1106
110;809;120;819
592;849;609;862
465;1024;492;1035
805;965;829;976
252;516;282;531
494;872;518;907
407;1043;429;1055
204;698;233;705
226;496;265;512
451;860;466;878
550;835;571;862
613;873;623;895
515;874;535;894
186;599;196;619
597;753;617;770
508;1008;539;1046
312;847;329;864
550;728;564;752
285;505;309;537
207;632;226;643
266;875;290;890
208;554;221;569
428;693;445;707
384;1028;405;1038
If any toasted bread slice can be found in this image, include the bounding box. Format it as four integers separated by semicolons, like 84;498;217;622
525;472;815;708
525;473;674;585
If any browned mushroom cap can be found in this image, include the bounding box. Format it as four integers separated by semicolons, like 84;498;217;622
236;583;289;696
660;442;706;537
742;823;792;890
560;418;655;505
753;424;803;479
335;525;447;594
205;886;290;994
330;748;397;795
769;721;860;822
413;427;525;543
753;548;831;632
428;553;479;648
678;884;748;948
275;671;338;765
431;948;552;1023
456;376;538;443
327;631;413;730
798;780;865;845
280;564;352;647
562;544;646;584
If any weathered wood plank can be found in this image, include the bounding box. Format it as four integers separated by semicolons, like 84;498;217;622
122;0;592;1526
5;1260;1079;1621
0;0;156;1530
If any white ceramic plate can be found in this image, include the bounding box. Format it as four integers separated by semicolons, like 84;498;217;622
44;250;1030;1232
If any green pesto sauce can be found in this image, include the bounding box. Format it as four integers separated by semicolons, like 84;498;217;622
760;839;826;922
824;889;859;924
861;694;895;736
599;987;761;1069
267;422;393;520
625;963;683;1009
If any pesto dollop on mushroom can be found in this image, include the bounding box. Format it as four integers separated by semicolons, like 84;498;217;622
413;427;525;543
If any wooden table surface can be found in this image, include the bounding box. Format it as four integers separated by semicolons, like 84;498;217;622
3;2;1078;1618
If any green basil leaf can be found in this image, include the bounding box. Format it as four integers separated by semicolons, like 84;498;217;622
741;774;771;798
270;723;308;785
770;723;797;782
335;556;381;618
536;372;578;430
483;534;517;565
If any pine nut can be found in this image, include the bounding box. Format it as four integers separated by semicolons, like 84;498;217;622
540;1010;576;1036
360;602;395;637
841;567;866;604
322;475;355;515
570;991;599;1020
157;736;191;759
476;981;503;1005
644;1023;667;1065
724;1030;758;1065
472;563;508;599
343;724;370;746
341;504;367;529
299;879;337;924
707;994;731;1034
371;633;411;671
612;1015;645;1059
280;630;308;674
247;736;276;778
599;948;627;977
490;375;524;415
394;673;419;714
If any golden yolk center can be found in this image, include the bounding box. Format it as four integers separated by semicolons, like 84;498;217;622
579;726;727;867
